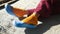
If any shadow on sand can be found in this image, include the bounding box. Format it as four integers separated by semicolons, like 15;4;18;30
25;14;60;34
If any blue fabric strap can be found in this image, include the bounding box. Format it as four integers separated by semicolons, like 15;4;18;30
5;4;15;16
14;21;36;28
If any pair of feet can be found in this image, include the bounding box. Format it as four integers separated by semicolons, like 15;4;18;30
5;4;40;28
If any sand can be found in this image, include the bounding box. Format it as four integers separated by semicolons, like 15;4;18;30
0;0;60;34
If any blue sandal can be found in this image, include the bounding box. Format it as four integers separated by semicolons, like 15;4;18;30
13;20;36;28
5;4;15;16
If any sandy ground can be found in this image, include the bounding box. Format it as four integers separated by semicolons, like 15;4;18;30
0;0;60;34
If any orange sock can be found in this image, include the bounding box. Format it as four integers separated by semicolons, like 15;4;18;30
22;12;38;25
13;8;28;17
